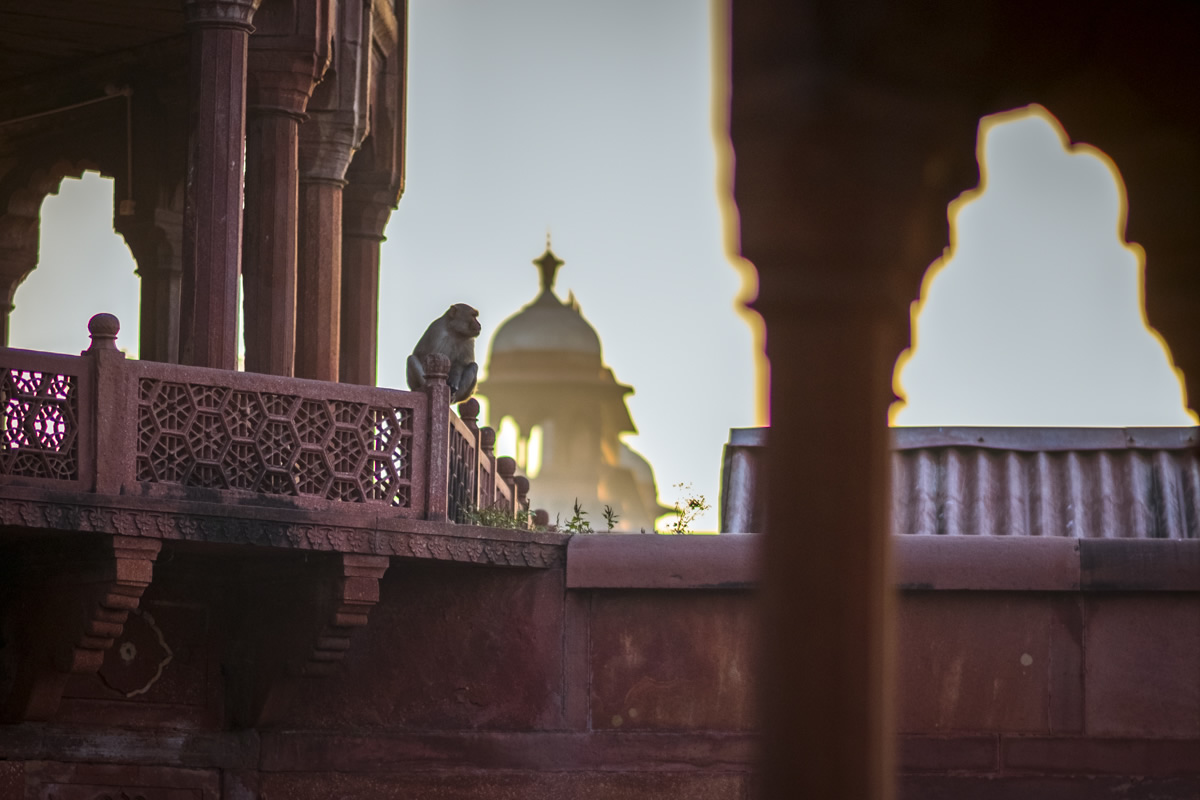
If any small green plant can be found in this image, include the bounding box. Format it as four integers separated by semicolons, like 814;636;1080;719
602;504;619;532
462;502;535;530
563;498;593;534
662;482;710;535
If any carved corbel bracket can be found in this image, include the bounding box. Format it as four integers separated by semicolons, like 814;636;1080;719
0;534;161;722
224;552;389;727
303;554;389;677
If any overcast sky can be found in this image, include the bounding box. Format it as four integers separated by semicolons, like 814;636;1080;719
14;1;1194;532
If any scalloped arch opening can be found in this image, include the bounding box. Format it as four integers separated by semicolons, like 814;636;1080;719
892;105;1195;427
10;171;141;356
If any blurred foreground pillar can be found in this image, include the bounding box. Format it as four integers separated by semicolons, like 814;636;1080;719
728;4;979;797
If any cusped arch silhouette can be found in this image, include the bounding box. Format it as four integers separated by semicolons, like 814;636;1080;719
892;105;1194;426
8;171;142;356
0;158;110;342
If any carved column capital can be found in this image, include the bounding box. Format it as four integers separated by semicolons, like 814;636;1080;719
298;116;361;186
183;0;260;31
248;50;326;120
342;183;395;242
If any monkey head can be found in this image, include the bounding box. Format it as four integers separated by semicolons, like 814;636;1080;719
447;303;482;338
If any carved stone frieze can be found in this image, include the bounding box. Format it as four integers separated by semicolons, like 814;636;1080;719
0;496;564;568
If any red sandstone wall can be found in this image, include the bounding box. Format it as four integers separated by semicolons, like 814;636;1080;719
0;534;1197;798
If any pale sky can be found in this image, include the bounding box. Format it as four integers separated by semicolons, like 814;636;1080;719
13;3;1194;533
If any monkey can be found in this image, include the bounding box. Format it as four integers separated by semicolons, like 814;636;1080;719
406;303;481;403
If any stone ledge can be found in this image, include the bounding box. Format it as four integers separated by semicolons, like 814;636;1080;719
563;535;1200;592
897;536;1200;592
0;486;565;569
0;724;259;769
896;536;1081;591
259;730;757;773
566;534;756;589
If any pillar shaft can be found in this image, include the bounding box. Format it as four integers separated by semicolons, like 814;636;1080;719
243;110;300;375
180;0;258;370
339;193;390;386
138;266;182;363
295;179;343;381
755;298;898;799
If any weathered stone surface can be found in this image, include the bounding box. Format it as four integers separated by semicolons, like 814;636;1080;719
589;590;756;732
280;560;568;730
1084;595;1200;737
897;594;1070;733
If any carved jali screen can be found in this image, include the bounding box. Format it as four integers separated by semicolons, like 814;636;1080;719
136;379;413;506
0;368;78;480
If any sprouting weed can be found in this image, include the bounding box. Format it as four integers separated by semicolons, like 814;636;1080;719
662;482;710;535
564;498;593;534
602;504;619;532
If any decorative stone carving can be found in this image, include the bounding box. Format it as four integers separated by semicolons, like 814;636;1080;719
0;497;564;568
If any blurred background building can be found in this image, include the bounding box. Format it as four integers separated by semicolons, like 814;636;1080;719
480;243;672;531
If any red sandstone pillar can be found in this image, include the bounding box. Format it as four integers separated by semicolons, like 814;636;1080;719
242;50;325;376
243;111;299;375
116;213;183;363
242;0;331;376
294;0;370;383
338;188;390;385
295;166;348;382
180;0;260;370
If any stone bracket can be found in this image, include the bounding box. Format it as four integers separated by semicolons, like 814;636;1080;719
224;552;390;727
0;534;161;722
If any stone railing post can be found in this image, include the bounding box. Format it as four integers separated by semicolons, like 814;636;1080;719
514;475;530;516
422;353;450;523
479;426;497;508
83;314;134;494
457;398;482;511
497;456;517;517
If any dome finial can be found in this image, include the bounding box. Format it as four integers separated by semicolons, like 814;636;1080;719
533;236;564;296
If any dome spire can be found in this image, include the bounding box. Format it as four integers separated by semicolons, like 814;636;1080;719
533;235;564;296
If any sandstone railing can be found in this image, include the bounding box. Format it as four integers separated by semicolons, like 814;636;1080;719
0;314;527;523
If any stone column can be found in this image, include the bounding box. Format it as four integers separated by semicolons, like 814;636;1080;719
337;3;407;386
294;0;370;382
118;211;183;363
179;0;260;370
242;56;323;376
338;186;390;385
241;0;332;376
295;160;349;382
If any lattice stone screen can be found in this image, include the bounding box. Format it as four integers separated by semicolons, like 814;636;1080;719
0;367;79;481
446;415;477;523
136;378;414;506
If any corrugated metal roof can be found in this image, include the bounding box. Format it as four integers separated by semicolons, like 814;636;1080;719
891;427;1200;539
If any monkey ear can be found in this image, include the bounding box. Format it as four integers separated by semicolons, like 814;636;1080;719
447;305;458;317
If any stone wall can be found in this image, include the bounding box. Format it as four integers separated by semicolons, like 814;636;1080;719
0;534;1196;798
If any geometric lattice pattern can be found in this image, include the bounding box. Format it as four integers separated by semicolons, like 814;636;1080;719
135;379;413;507
446;419;477;523
0;368;79;481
